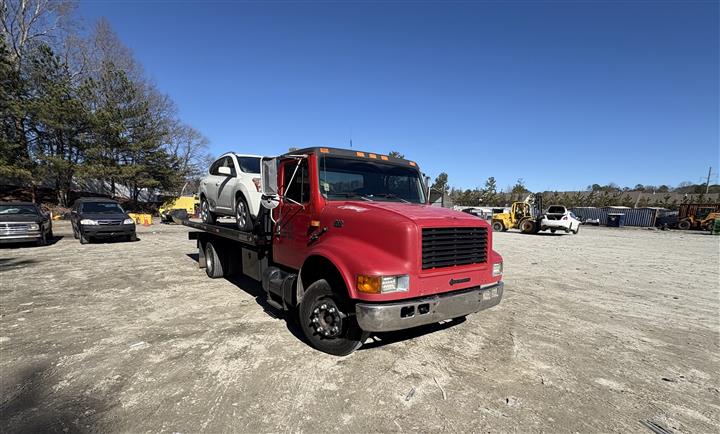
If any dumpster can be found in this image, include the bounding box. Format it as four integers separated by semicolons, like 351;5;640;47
712;218;720;235
607;213;625;227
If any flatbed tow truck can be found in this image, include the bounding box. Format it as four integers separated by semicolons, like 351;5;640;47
180;147;504;355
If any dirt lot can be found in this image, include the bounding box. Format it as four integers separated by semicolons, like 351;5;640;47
1;221;718;433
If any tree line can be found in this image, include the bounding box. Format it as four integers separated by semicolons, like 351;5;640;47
1;1;211;207
422;170;718;210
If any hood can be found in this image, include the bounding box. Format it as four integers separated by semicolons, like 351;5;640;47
331;201;482;226
0;214;42;223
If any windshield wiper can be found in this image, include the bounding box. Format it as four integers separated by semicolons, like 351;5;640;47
328;192;372;201
366;193;409;203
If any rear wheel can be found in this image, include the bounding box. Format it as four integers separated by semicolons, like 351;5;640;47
204;241;226;279
492;221;504;232
201;198;216;225
550;229;556;234
703;220;714;231
678;219;691;230
299;279;368;356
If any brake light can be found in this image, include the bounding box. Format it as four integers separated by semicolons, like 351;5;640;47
252;178;261;192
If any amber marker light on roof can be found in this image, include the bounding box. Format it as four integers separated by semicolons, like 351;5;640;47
380;155;389;161
320;148;329;153
369;153;377;159
409;161;416;166
356;151;365;157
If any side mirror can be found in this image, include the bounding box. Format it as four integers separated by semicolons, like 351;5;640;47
218;166;232;176
423;174;431;203
261;157;278;196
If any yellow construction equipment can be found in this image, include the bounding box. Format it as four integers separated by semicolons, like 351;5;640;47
678;210;719;231
159;195;199;223
491;193;543;234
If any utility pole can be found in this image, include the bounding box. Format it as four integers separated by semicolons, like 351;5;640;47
706;166;712;194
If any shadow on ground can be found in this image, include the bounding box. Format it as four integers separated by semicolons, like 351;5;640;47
186;251;466;351
0;361;118;433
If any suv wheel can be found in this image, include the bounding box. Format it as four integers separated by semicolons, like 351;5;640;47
299;279;369;356
201;198;216;224
235;196;253;231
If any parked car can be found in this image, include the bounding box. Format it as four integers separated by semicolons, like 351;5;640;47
198;153;263;230
69;198;136;244
0;202;53;246
540;205;581;234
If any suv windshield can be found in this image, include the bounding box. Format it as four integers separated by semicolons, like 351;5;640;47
319;156;426;204
0;205;38;215
81;202;125;214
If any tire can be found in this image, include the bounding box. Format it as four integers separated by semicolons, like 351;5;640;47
73;226;79;239
235;195;253;231
492;221;504;232
204;241;226;279
550;229;556;234
36;231;47;246
678;220;691;230
79;233;90;244
201;198;216;225
573;227;579;234
126;233;138;242
564;228;570;233
299;279;369;356
520;219;535;234
704;220;714;231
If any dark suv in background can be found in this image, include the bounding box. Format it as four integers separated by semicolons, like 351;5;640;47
69;198;137;244
0;202;53;246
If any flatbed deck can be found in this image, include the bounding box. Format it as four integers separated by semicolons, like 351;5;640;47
178;218;261;245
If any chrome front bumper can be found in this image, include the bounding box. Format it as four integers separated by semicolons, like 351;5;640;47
355;282;503;332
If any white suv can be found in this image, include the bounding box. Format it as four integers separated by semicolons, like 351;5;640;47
198;153;262;230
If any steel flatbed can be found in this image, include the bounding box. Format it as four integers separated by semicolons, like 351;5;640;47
177;218;262;246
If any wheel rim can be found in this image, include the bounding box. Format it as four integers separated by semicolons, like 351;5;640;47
236;201;247;228
309;298;344;339
206;245;214;274
201;201;209;222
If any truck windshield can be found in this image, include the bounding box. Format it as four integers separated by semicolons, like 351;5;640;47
81;202;125;214
319;156;426;204
0;205;38;215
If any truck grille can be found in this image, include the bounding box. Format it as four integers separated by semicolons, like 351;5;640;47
422;227;488;270
0;223;34;234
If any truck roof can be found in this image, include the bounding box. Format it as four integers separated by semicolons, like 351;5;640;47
280;147;418;168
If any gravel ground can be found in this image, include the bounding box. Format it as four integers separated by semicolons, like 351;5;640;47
0;221;718;433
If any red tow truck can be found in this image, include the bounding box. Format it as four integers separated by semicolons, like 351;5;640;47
183;147;504;355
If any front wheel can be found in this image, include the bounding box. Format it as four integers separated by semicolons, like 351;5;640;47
201;198;216;225
235;195;253;231
299;279;368;356
492;221;504;232
678;219;691;230
520;219;535;234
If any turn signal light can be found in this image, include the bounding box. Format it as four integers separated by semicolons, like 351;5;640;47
357;275;382;294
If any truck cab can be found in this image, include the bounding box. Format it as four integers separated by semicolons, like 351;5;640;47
189;147;504;355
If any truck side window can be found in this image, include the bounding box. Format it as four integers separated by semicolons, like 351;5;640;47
283;160;309;204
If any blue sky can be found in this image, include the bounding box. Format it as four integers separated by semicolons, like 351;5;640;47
78;1;718;192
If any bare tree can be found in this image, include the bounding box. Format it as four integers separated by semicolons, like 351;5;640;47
0;0;75;68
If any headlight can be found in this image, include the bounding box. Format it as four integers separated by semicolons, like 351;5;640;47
493;262;503;277
80;219;98;225
357;274;409;294
28;223;40;231
123;218;135;225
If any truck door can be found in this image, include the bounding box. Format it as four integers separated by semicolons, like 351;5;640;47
273;158;312;269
